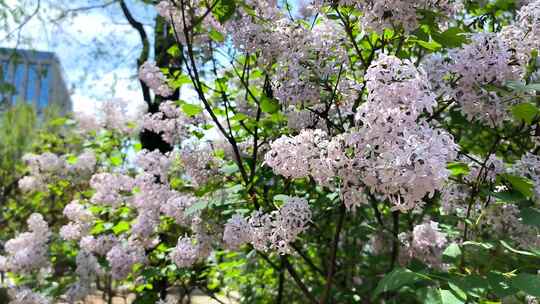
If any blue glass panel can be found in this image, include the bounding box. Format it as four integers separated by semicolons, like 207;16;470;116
1;61;9;81
0;61;9;104
12;63;25;104
38;64;51;109
26;64;38;104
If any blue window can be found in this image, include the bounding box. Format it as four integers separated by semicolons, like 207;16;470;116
38;64;51;109
12;63;25;104
1;61;9;81
26;64;38;105
0;61;9;103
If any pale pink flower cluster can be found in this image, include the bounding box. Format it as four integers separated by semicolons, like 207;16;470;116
481;203;540;250
179;145;221;187
352;55;458;211
60;200;94;241
156;0;225;45
425;33;522;126
75;99;145;135
101;99;145;135
64;251;103;302
106;240;147;280
19;151;97;193
223;197;311;254
353;0;462;33
285;108;318;131
89;173;135;207
79;234;118;256
161;192;197;225
465;155;505;184
399;221;448;268
267;55;458;211
224;0;282;65
272;18;349;107
511;153;540;199
0;214;50;274
500;0;540;68
169;234;211;268
138;61;173;97
450;33;521;126
141;101;196;145
8;287;50;304
135;149;173;183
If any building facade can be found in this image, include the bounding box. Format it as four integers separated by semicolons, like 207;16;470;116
0;48;71;114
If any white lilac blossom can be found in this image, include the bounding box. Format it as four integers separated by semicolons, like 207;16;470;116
160;192;198;225
106;241;147;280
141;101;198;145
18;176;46;193
170;236;201;267
156;0;225;46
434;33;522;126
89;173;135;207
511;153;540;199
352;0;462;34
223;214;250;250
64;251;102;302
67;150;97;174
138;61;173;97
267;55;457;212
465;155;505;184
100;99;144;135
0;214;50;274
79;234;118;256
8;287;50;304
135;149;173;182
399;221;448;268
179;145;221;187
264;129;336;187
222;197;311;254
500;0;540;68
481;203;540;250
22;152;66;177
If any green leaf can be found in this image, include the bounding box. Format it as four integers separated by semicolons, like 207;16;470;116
185;201;208;215
500;240;539;257
489;190;526;203
417;287;442;304
373;268;429;299
209;28;225;42
432;27;468;48
503;174;534;198
442;243;462;262
260;96;280;114
273;194;290;202
181;103;203;117
411;39;442;51
511;103;539;124
112;221;130;235
212;0;236;23
521;207;540;228
511;273;540;297
440;290;465;304
506;81;540;92
447;162;469;176
487;271;518;298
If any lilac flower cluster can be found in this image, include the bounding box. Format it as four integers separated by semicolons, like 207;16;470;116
351;0;462;34
223;197;311;254
141;101;198;145
266;55;458;212
399;221;448;268
0;214;50;274
138;61;173;97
